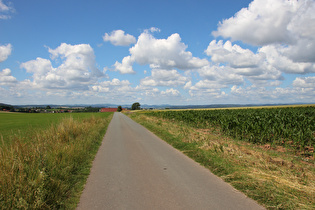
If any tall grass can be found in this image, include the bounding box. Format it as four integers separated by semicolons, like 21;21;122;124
0;113;113;209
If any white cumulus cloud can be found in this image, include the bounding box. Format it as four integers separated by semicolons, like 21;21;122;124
130;31;209;70
140;69;188;87
21;43;103;90
259;45;315;74
0;68;17;86
114;56;135;74
114;30;209;73
205;40;263;68
212;0;315;66
213;0;304;46
91;78;131;93
0;43;12;62
103;30;136;46
161;88;180;97
293;77;315;88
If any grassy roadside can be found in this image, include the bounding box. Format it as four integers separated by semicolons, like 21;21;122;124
0;113;113;209
128;112;315;209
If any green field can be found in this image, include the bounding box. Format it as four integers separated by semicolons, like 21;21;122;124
0;112;113;209
144;106;315;150
0;112;112;144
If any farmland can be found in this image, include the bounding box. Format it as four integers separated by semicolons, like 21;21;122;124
0;112;113;209
144;106;315;150
0;112;111;144
129;106;315;209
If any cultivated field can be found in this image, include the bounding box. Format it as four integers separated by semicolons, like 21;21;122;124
0;112;113;209
129;106;315;209
145;106;315;150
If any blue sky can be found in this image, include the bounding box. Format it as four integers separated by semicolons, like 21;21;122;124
1;0;314;105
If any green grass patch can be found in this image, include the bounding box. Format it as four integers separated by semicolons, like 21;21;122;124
0;112;111;144
0;112;113;209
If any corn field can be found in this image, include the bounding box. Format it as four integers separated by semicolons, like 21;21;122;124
144;107;315;149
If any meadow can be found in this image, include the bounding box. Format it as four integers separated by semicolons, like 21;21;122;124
0;112;110;144
129;106;315;209
0;112;113;209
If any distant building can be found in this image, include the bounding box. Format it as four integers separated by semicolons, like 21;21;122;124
100;108;120;112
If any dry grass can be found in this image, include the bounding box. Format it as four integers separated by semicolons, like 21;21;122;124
131;113;315;209
0;114;113;209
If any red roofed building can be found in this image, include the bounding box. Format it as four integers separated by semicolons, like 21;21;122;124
100;108;118;112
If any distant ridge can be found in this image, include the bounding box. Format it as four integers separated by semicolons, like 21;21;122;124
5;102;314;110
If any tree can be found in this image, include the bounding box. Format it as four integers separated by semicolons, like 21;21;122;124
131;102;141;110
46;105;51;109
117;106;122;112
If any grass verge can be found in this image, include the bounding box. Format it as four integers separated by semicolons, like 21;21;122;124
128;112;315;209
0;113;113;209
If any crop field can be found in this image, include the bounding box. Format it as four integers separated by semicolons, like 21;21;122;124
0;112;111;144
144;106;315;150
130;106;315;209
0;112;113;209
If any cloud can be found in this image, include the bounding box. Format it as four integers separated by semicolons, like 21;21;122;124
213;0;303;46
198;65;244;85
0;43;12;62
205;39;315;77
142;27;161;34
259;45;315;74
103;30;136;46
91;78;131;93
21;43;103;90
230;82;315;104
205;40;262;68
212;0;315;64
114;30;209;73
293;76;315;88
161;88;180;97
130;31;209;70
113;56;135;74
0;68;17;86
0;0;14;19
140;69;188;87
204;0;315;105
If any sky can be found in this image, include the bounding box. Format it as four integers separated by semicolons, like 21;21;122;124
0;0;315;106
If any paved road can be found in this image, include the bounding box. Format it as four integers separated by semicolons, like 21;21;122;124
77;112;264;210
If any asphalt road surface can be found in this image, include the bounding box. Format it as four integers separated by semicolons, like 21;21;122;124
77;112;265;210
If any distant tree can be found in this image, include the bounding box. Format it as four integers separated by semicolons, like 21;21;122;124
46;105;51;109
117;106;123;112
131;102;141;110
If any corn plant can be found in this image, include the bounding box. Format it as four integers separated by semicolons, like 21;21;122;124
145;107;315;149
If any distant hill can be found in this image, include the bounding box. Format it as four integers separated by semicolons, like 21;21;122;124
0;103;13;111
0;103;12;107
4;102;314;110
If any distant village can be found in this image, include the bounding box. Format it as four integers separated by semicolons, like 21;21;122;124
1;106;125;113
0;103;148;113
